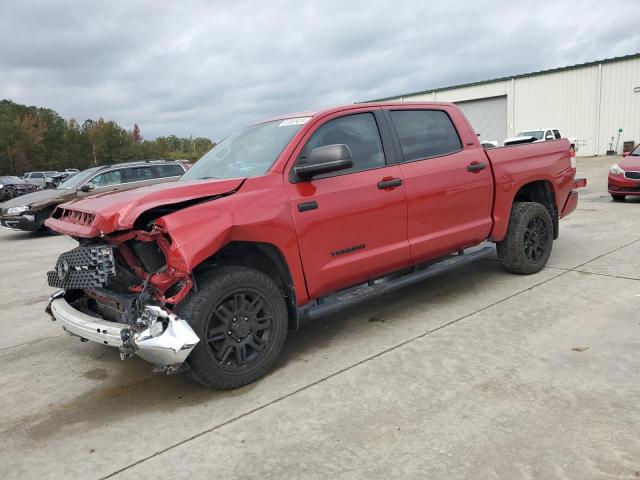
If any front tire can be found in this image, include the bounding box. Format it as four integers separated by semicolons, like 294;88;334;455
611;194;625;201
497;202;553;275
0;189;13;201
176;266;288;389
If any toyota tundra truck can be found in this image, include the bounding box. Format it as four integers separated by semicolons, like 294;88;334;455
44;102;585;389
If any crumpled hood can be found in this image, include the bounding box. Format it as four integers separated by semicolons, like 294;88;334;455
620;155;640;171
48;178;245;236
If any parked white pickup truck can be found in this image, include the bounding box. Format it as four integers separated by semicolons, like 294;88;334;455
503;129;578;152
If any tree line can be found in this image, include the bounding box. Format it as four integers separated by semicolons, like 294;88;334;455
0;99;215;175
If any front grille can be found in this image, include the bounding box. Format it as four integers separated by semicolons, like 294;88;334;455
47;246;116;289
55;207;95;226
624;171;640;180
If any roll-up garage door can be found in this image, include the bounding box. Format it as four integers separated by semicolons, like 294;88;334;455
455;96;507;144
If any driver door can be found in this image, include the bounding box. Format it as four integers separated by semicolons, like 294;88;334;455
285;110;410;298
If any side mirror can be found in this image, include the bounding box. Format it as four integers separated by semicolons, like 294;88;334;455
545;135;554;140
294;144;353;179
79;182;95;192
623;152;630;157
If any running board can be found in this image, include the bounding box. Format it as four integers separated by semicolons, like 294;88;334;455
298;246;495;322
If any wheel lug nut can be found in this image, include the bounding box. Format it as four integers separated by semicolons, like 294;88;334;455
228;330;232;335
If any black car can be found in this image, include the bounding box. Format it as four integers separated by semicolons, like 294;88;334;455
0;176;39;201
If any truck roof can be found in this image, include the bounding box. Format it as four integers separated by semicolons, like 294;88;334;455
257;101;457;125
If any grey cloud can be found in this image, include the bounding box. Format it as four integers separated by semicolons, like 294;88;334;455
1;0;639;142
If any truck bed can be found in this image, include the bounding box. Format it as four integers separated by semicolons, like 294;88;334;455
484;138;575;241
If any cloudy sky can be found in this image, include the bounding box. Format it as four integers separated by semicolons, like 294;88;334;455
1;0;639;141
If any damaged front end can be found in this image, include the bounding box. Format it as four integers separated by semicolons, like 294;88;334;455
45;230;199;373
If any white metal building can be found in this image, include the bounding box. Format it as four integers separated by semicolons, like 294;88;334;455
368;53;640;156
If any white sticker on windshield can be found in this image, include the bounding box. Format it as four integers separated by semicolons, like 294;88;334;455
279;117;311;127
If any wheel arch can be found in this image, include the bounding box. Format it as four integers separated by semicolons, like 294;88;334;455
194;241;300;329
512;180;558;239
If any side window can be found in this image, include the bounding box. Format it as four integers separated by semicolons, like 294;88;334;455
149;164;184;178
389;110;462;162
553;130;561;139
300;113;385;176
545;130;553;140
32;172;44;179
124;166;153;183
92;170;123;187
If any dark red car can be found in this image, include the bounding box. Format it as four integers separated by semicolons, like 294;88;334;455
44;102;585;389
0;176;38;201
609;144;640;200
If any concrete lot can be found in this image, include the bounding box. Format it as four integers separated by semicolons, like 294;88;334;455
1;155;639;479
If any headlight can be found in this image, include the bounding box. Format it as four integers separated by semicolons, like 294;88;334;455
610;164;625;175
7;206;29;215
0;184;4;189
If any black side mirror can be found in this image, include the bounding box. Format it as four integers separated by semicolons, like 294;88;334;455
294;144;353;179
79;182;95;192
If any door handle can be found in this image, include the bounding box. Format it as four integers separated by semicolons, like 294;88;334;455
377;178;403;189
466;162;486;173
297;201;318;212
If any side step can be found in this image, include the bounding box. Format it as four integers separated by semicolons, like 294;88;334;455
299;246;495;322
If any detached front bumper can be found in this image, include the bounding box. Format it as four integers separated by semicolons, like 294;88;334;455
46;291;200;371
0;214;37;231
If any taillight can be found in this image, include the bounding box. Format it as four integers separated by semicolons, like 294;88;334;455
569;148;576;174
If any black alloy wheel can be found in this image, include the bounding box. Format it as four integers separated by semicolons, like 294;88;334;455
497;201;554;275
205;289;273;370
177;266;288;389
523;216;548;262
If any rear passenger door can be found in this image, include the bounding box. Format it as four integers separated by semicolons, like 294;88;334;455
385;107;493;263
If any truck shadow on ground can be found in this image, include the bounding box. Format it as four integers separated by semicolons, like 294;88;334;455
6;260;497;445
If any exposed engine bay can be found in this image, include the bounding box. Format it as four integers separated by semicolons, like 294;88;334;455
46;225;200;372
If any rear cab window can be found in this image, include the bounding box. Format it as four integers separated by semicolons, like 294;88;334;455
388;110;462;162
553;130;561;139
295;112;386;179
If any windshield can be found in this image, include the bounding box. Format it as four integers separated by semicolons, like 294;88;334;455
57;167;101;189
517;130;544;140
181;118;310;181
631;144;640;156
0;176;27;184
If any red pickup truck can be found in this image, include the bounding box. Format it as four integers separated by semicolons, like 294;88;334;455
45;102;584;389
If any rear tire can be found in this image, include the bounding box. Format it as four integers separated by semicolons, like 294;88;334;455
176;266;288;389
611;194;625;201
497;202;553;275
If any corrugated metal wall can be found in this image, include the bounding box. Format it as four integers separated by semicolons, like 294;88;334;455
388;56;640;156
455;96;508;144
598;59;640;155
